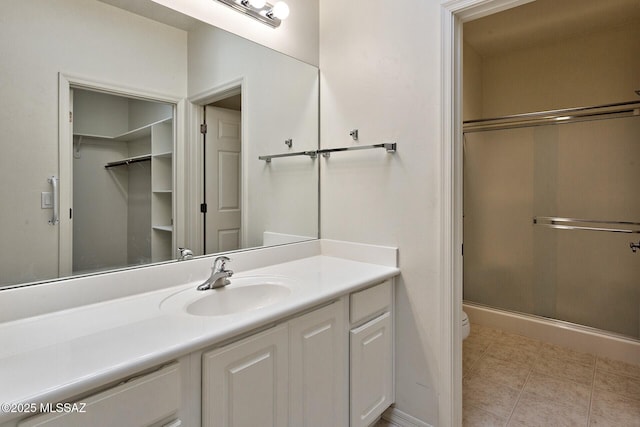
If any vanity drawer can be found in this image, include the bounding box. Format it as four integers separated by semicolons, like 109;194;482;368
19;363;180;427
350;280;392;325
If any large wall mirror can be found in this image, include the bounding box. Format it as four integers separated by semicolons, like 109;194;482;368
0;0;319;290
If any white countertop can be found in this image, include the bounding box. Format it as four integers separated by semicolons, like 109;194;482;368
0;253;398;423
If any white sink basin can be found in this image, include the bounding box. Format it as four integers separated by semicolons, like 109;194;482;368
160;276;294;317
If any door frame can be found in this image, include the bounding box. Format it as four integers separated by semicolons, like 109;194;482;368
188;77;247;255
439;1;534;425
58;73;185;274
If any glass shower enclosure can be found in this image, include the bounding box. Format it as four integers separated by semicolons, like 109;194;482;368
463;101;640;340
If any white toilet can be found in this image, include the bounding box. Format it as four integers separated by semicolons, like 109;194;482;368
462;311;470;340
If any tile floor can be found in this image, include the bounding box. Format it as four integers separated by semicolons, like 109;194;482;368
463;324;640;426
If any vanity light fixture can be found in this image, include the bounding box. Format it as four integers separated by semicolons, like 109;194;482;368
216;0;290;28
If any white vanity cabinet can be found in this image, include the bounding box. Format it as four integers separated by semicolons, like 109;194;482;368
201;283;393;427
349;281;394;427
17;364;182;427
289;300;347;427
202;300;348;427
202;324;289;427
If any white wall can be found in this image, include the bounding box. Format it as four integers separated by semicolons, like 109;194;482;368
320;1;444;424
128;161;152;266
149;0;319;66
188;23;319;248
0;0;187;287
128;100;173;131
73;90;129;137
72;139;130;273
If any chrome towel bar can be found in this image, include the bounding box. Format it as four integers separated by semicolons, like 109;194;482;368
259;143;397;162
533;216;640;234
259;150;318;163
317;143;396;158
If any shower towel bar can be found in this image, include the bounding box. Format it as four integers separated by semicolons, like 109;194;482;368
259;143;397;162
533;216;640;234
464;100;640;133
259;150;318;163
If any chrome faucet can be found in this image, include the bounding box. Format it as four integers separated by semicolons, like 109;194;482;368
197;256;233;290
178;247;193;261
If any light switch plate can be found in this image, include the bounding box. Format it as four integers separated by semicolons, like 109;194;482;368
41;192;53;209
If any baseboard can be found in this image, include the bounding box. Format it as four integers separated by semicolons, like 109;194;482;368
382;407;433;427
464;303;640;365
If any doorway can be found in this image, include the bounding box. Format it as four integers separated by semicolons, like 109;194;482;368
70;88;176;274
200;91;243;255
454;0;640;424
58;74;180;278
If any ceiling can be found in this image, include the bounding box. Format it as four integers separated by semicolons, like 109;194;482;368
464;0;640;56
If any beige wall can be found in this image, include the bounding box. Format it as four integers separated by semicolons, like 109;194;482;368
463;42;483;121
466;22;640;118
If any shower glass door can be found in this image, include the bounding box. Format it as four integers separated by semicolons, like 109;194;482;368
463;112;640;340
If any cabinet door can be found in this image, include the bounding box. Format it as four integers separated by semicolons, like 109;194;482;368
202;324;288;427
289;300;347;427
350;311;393;427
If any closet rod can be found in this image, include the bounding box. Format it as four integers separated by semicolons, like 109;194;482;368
104;155;151;169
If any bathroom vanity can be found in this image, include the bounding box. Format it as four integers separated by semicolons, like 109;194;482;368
0;240;398;427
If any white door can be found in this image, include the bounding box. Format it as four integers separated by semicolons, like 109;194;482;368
204;106;241;254
289;300;348;427
202;324;289;427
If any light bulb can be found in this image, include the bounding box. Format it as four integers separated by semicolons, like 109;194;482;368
249;0;266;8
271;1;289;20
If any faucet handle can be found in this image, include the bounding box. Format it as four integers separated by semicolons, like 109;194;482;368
178;247;193;261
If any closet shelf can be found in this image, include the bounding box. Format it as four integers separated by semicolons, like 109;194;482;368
104;154;151;169
152;225;173;232
74;117;172;142
73;132;114;140
153;190;173;194
113;117;172;141
153;151;173;158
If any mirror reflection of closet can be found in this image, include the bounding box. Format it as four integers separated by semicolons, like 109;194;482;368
72;89;174;274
